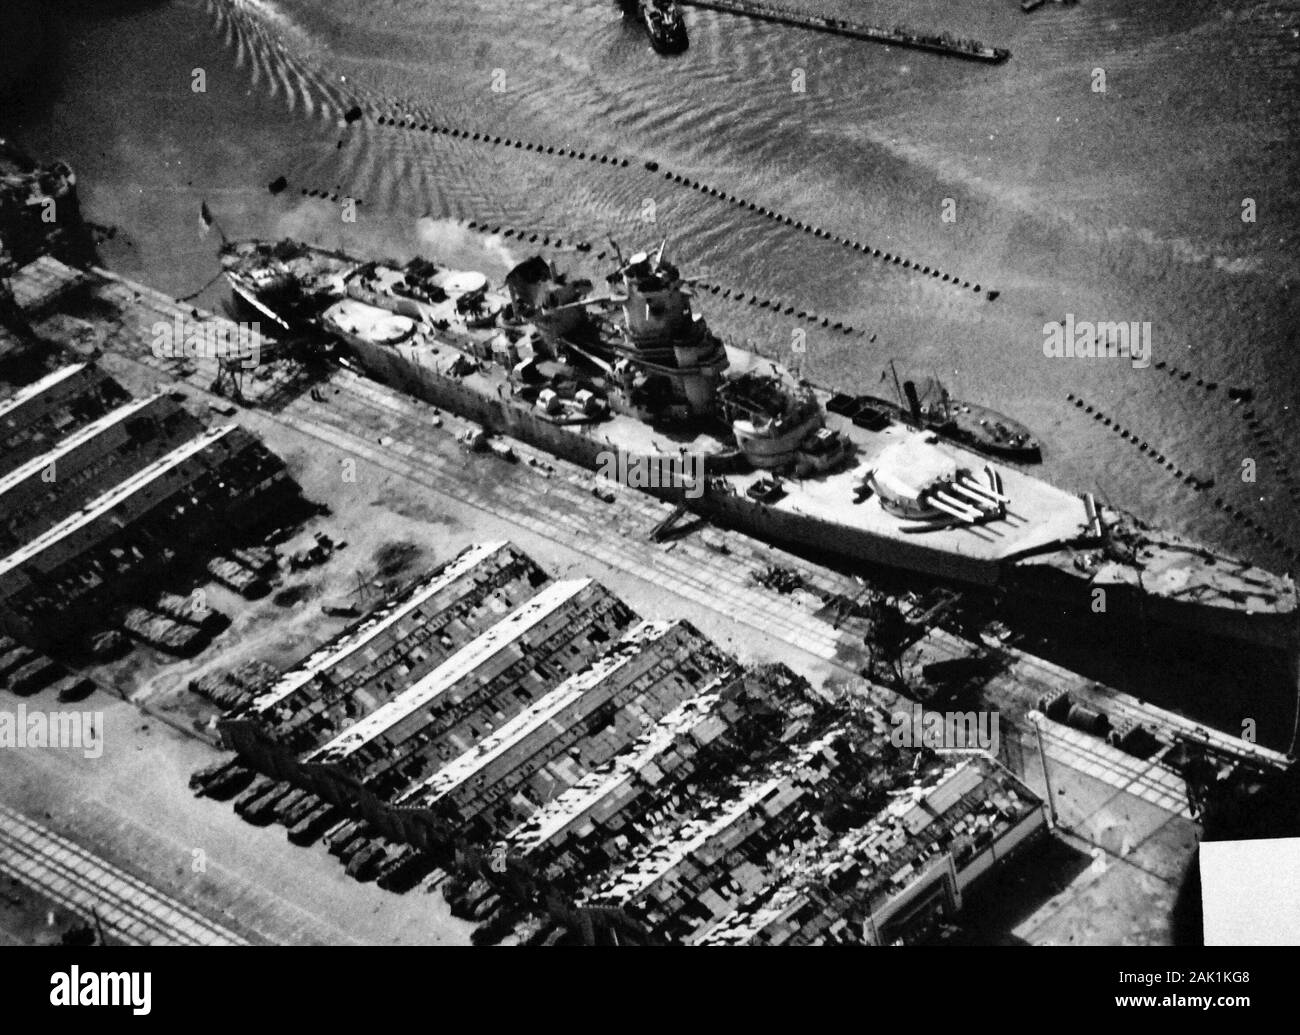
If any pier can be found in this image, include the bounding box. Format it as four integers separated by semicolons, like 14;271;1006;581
679;0;1010;63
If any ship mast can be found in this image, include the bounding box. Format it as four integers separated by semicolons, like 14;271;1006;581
888;359;904;410
933;367;950;422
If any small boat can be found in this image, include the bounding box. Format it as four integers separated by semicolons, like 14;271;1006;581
865;364;1042;463
921;389;1042;463
621;0;689;54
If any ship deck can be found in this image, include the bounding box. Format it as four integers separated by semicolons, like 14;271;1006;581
1021;531;1297;617
724;421;1088;564
717;346;1089;566
364;315;1090;568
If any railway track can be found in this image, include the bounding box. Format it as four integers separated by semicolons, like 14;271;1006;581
0;802;250;946
277;376;855;663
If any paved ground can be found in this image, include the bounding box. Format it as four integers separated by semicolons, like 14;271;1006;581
1004;725;1200;945
0;695;473;945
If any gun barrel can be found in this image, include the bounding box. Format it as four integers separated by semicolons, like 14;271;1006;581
956;477;1007;505
950;482;998;511
930;492;980;522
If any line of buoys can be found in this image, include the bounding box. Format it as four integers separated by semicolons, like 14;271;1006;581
1071;393;1297;557
372;107;634;168
1238;408;1300;501
461;217;585;253
1206;493;1298;558
654;166;990;298
1152;359;1224;398
1068;393;1211;490
694;278;866;337
1147;361;1297;502
293;182;365;206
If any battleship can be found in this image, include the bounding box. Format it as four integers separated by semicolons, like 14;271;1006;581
220;239;1299;656
621;0;689;54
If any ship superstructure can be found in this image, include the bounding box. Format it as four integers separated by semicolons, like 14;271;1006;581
717;369;850;477
602;246;729;418
509;244;729;421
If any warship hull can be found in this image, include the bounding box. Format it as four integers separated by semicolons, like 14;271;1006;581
333;327;1298;654
226;273;292;334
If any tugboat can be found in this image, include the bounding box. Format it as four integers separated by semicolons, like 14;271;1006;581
621;0;688;54
829;363;1042;464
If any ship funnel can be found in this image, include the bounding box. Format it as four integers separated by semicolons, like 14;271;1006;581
903;380;923;423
